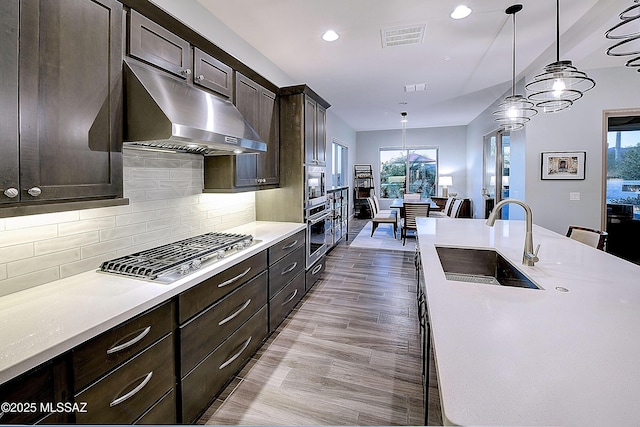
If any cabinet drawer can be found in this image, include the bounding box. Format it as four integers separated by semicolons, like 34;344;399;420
72;301;173;391
180;306;268;424
128;10;191;78
269;247;305;298
193;48;232;98
179;250;267;324
133;388;176;425
268;230;305;265
305;254;325;292
180;271;267;376
269;271;305;333
75;334;174;425
0;358;69;425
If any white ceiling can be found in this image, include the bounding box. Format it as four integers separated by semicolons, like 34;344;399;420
195;0;630;131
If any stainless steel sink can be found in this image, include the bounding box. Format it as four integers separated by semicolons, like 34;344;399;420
435;246;541;290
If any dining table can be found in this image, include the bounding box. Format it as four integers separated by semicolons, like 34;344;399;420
389;198;440;213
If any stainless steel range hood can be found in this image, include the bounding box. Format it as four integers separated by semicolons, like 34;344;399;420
123;58;266;155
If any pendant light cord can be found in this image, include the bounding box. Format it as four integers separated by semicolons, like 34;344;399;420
555;0;560;62
511;11;516;96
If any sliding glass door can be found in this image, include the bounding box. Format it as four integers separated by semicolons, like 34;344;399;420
483;130;510;218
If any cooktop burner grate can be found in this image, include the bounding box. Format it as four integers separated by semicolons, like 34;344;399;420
99;232;255;283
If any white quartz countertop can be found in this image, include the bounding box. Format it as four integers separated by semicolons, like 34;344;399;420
0;221;305;384
416;217;640;426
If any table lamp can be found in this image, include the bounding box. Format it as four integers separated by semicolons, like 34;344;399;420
439;176;453;198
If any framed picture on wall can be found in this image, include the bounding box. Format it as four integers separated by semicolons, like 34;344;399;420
541;151;586;180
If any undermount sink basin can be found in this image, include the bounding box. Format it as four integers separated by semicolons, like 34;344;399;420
435;246;541;290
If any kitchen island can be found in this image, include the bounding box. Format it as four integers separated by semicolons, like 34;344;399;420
416;217;640;426
0;221;305;385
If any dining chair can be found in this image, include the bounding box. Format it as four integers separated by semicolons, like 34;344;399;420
430;197;455;218
449;198;464;218
404;193;421;200
566;225;608;250
367;197;398;238
401;202;430;245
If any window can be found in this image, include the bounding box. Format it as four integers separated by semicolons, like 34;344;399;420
332;142;348;187
379;148;438;199
607;117;640;211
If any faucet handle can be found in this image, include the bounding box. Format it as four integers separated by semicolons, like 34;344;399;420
531;244;541;262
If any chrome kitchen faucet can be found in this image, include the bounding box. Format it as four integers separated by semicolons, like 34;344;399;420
486;199;540;267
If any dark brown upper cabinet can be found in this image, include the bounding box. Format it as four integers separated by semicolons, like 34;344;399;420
193;48;233;99
304;94;327;166
128;10;192;81
204;73;279;192
0;0;124;215
128;11;233;100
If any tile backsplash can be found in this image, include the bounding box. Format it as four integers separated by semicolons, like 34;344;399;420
0;149;256;297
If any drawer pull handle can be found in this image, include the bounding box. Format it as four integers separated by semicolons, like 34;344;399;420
281;240;298;250
281;262;298;275
311;263;323;275
218;267;251;288
106;326;151;355
282;288;298;305
109;371;153;407
219;337;252;370
218;299;252;326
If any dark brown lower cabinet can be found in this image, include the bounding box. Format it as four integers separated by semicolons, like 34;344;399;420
180;306;268;423
133;388;176;425
179;271;268;377
305;255;325;292
269;271;305;333
0;357;70;425
268;247;305;297
75;334;175;424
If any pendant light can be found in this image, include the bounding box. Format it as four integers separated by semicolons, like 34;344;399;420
525;0;595;113
605;0;640;72
493;4;537;131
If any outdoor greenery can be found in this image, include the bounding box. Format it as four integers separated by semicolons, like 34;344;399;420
380;150;437;198
608;144;640;180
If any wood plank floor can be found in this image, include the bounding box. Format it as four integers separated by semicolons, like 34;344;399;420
198;219;442;425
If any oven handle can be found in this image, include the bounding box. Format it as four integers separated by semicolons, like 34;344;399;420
307;211;330;224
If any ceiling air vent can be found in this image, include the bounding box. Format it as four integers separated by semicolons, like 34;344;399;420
381;24;426;48
404;83;428;93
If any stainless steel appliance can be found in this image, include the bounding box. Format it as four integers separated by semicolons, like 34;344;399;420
123;58;266;155
305;165;326;208
99;232;257;284
305;203;330;268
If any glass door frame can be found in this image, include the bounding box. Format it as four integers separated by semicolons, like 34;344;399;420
601;108;640;231
483;128;510;218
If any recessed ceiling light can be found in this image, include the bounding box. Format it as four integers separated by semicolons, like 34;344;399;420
450;5;472;20
322;30;339;42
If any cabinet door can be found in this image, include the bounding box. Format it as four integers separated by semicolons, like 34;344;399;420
0;0;19;205
304;95;318;165
193;48;232;99
256;87;279;185
19;0;123;203
316;104;327;166
0;358;70;424
128;10;191;79
234;74;261;187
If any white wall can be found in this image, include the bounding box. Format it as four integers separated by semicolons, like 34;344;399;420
523;66;640;234
326;110;357;213
356;125;467;208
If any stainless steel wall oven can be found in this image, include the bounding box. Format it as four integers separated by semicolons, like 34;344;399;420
305;165;326;208
305;203;330;268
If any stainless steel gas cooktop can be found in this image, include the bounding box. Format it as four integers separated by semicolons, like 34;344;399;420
99;232;257;284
